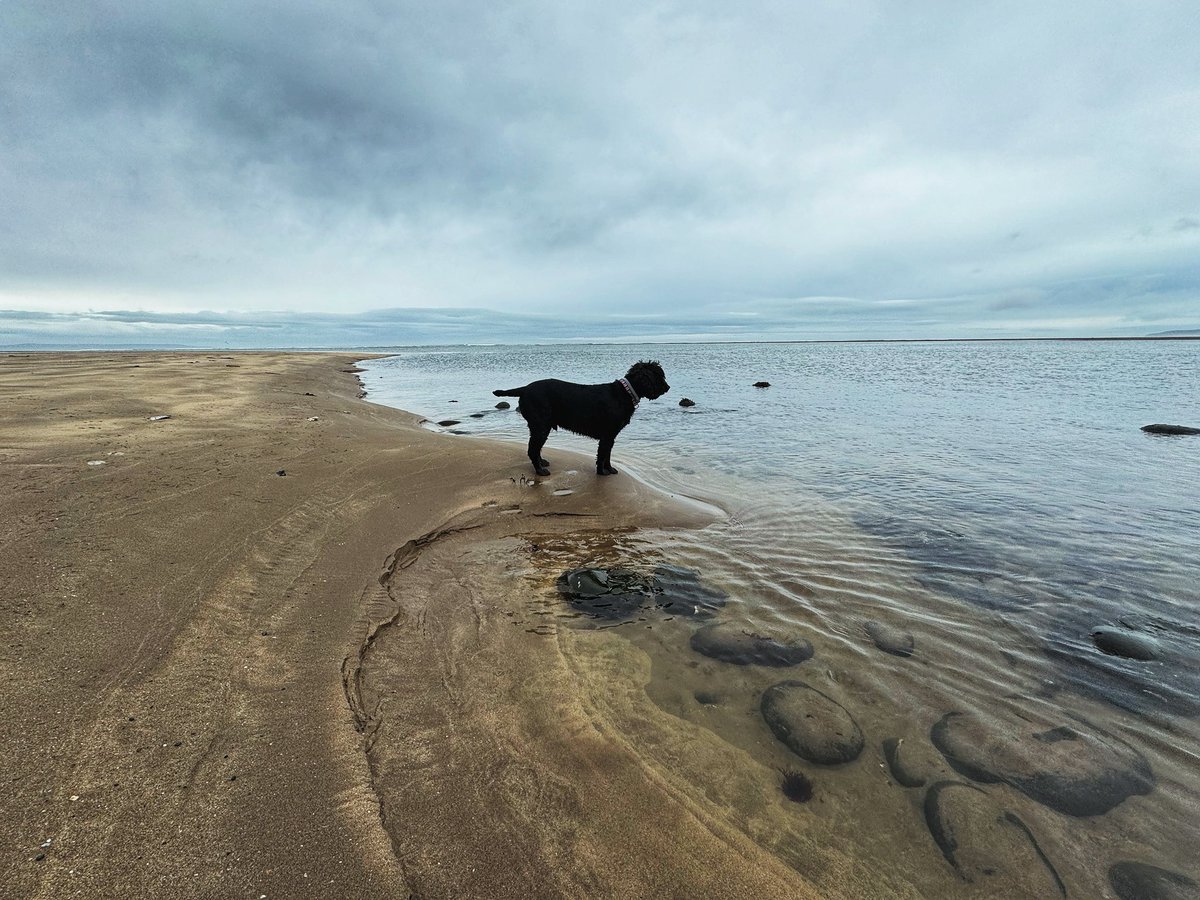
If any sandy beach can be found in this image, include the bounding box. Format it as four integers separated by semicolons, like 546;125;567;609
0;352;852;898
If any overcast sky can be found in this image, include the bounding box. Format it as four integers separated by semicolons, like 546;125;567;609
2;1;1198;344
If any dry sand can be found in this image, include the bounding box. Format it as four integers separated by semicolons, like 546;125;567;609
0;352;841;898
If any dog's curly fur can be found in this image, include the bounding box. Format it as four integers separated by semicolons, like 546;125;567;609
493;361;669;476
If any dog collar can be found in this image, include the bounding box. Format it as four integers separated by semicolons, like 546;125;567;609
617;377;640;407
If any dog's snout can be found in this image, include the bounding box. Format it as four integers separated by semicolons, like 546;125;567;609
663;383;670;393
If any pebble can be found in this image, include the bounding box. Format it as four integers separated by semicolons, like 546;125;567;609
864;620;915;657
923;780;1066;896
436;419;460;427
679;398;696;407
930;708;1154;816
690;623;813;666
761;681;864;764
495;401;511;409
1108;861;1200;900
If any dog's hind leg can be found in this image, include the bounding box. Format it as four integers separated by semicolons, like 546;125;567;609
596;436;618;476
528;426;551;476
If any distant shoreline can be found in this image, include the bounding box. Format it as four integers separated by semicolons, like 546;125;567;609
3;334;1199;352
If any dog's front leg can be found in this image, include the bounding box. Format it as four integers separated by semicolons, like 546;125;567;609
596;437;618;476
528;426;551;476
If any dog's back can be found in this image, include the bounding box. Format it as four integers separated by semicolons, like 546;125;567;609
494;379;629;440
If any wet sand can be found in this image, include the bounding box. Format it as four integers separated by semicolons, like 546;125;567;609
0;352;839;898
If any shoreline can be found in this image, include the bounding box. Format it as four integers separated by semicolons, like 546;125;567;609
0;351;760;898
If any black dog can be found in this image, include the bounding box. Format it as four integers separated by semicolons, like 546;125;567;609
493;361;669;476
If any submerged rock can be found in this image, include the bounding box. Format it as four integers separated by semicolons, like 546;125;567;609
1093;626;1162;661
882;737;939;788
923;781;1066;896
691;623;813;666
865;620;915;657
652;564;727;618
1142;424;1200;435
1043;608;1200;716
930;709;1154;816
761;681;864;765
753;381;771;388
437;419;460;427
556;565;726;622
556;568;655;619
678;398;696;407
495;401;511;409
1108;861;1200;900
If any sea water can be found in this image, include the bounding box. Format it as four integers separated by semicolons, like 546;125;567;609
360;340;1199;896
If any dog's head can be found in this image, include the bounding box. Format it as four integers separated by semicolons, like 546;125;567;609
625;360;669;400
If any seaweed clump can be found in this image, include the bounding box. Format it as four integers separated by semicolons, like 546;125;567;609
779;768;814;803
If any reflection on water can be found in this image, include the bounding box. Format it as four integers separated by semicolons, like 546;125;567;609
362;340;1200;896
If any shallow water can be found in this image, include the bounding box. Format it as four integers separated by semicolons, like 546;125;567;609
361;341;1200;896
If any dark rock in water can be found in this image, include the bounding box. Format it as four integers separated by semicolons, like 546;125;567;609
691;623;813;666
1109;861;1200;900
865;620;915;657
652;564;727;617
1093;626;1162;660
923;781;1066;896
930;709;1154;816
678;398;696;407
753;381;771;388
468;412;485;418
853;514;1004;586
693;690;722;706
761;681;864;765
1043;606;1200;716
437;419;460;427
1142;423;1200;435
882;737;933;788
556;568;655;619
495;401;511;409
556;565;726;621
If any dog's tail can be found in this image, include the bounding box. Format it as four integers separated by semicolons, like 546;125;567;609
492;387;524;397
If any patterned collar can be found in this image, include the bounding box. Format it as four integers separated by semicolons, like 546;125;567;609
617;377;640;407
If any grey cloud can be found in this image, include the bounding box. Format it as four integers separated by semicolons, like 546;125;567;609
2;1;1199;336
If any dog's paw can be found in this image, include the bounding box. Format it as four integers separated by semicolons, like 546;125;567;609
535;466;551;477
597;466;620;476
